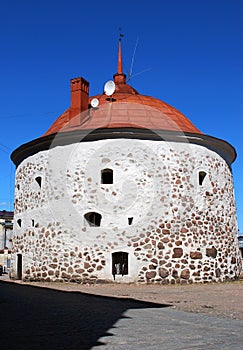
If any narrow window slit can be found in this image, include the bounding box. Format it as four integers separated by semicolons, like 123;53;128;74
35;176;42;188
128;217;133;225
199;171;207;186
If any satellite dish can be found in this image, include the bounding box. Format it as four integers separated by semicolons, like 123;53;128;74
91;98;99;108
104;80;115;96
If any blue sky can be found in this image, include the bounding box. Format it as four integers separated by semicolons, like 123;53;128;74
0;0;242;232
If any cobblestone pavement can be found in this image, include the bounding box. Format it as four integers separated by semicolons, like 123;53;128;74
1;277;242;349
98;307;243;350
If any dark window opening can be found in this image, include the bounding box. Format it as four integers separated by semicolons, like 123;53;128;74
112;252;128;279
35;176;42;188
199;171;207;186
17;184;20;190
128;217;133;225
240;248;243;259
84;212;102;227
31;219;35;227
101;168;113;184
17;219;22;228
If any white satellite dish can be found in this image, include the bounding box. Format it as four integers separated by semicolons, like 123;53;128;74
91;98;99;108
104;80;115;96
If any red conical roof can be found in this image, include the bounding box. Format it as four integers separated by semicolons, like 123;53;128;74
44;85;202;136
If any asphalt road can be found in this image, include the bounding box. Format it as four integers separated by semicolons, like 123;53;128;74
0;280;242;350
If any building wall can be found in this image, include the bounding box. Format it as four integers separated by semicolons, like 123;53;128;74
0;213;13;269
11;138;241;283
0;224;12;250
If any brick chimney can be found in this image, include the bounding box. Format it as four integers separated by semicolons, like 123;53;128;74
69;77;89;119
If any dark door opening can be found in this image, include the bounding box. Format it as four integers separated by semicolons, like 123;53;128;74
17;254;22;280
112;252;128;279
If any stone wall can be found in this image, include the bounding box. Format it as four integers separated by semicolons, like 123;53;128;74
11;138;241;283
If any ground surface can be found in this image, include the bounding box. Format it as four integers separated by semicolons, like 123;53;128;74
1;277;243;349
2;275;243;320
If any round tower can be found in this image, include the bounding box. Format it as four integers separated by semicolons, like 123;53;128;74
10;41;241;283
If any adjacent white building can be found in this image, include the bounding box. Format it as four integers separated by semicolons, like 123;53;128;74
0;210;13;270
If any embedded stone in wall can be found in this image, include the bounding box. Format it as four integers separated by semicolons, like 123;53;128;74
190;251;202;259
180;269;190;279
206;247;217;258
159;268;169;278
172;270;179;278
172;248;183;258
145;271;156;279
162;229;170;235
157;242;164;249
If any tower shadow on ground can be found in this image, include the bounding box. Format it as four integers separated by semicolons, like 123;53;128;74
0;281;170;349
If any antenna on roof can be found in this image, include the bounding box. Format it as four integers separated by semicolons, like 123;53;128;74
128;37;139;82
127;37;151;81
130;67;152;79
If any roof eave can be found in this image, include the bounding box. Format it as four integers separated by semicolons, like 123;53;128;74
11;128;236;170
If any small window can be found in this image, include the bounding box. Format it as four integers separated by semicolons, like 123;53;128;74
17;184;20;190
35;176;42;188
101;168;113;184
128;217;133;225
112;252;128;279
17;219;22;228
198;171;207;186
84;212;102;227
31;219;35;227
